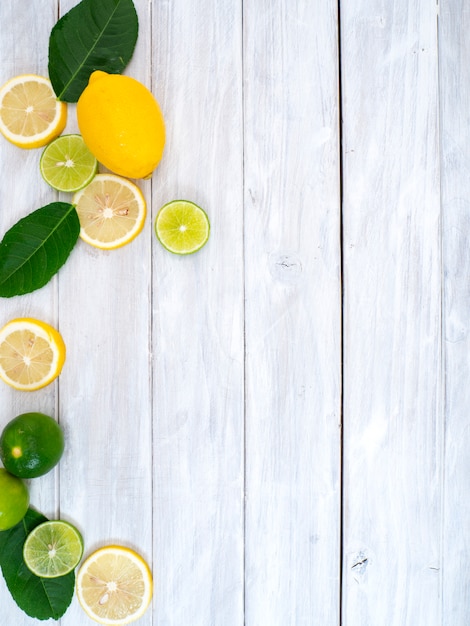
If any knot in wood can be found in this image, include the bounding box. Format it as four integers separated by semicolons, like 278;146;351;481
269;252;303;284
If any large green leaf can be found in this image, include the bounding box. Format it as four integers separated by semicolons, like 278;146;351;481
48;0;139;102
0;202;80;297
0;508;75;620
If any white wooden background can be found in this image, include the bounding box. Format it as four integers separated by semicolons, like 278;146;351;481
0;0;468;624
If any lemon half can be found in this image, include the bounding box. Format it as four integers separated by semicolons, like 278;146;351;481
0;75;66;149
76;545;153;625
0;318;66;391
73;174;147;250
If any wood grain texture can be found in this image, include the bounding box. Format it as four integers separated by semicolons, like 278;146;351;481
151;1;245;625
56;0;154;624
439;1;470;622
243;1;341;624
341;1;442;624
1;2;469;625
0;3;63;624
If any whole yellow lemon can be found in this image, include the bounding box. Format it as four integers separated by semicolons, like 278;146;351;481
77;71;165;179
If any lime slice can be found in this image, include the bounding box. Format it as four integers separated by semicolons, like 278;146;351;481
40;134;98;192
155;199;210;254
23;520;84;578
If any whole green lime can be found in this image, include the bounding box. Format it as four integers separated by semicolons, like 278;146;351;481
0;468;29;530
0;412;64;479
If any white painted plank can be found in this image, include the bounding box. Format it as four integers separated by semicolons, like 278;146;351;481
0;2;64;624
341;2;442;624
439;1;470;623
243;1;342;624
151;1;245;625
56;0;153;624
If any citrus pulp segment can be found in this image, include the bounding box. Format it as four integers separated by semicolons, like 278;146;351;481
0;412;64;478
76;545;153;625
155;199;210;254
73;174;147;250
23;520;84;578
0;318;66;391
0;468;29;531
40;134;98;192
0;74;66;149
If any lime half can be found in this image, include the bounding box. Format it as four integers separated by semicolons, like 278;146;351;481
23;520;84;578
155;200;210;254
40;134;98;193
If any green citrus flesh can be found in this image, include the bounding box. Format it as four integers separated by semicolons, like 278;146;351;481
0;412;64;479
155;200;210;254
23;520;84;578
0;468;29;531
40;133;98;192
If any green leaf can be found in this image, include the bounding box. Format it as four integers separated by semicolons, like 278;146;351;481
0;202;80;297
0;508;75;620
48;0;139;102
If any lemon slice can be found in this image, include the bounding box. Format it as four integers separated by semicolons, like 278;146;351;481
76;545;153;625
0;74;66;149
155;199;210;254
40;134;98;192
0;318;66;391
23;520;84;578
73;174;147;249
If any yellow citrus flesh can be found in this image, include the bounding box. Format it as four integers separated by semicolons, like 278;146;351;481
73;174;147;250
0;318;66;391
76;545;153;625
0;75;66;149
77;71;165;179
